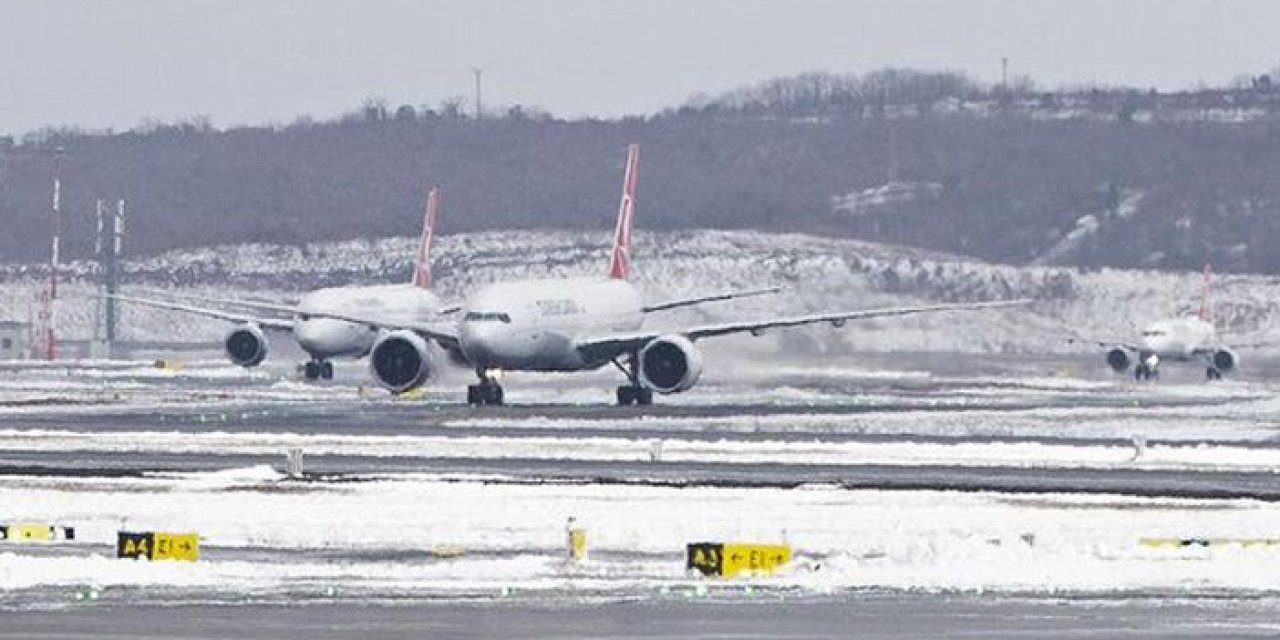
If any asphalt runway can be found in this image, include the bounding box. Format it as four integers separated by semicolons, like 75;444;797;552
7;593;1280;639
4;451;1280;501
2;360;1279;499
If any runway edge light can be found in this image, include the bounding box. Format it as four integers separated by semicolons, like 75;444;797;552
567;516;587;563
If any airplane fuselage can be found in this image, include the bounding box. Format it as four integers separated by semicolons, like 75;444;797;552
295;284;442;360
459;277;642;371
1137;316;1216;361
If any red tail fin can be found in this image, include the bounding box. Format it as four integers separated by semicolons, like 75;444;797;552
1198;263;1213;322
412;187;439;289
607;144;640;280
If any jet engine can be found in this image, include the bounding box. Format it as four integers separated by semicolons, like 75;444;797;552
224;323;268;367
1212;348;1238;373
638;335;703;393
1105;348;1131;373
369;330;434;393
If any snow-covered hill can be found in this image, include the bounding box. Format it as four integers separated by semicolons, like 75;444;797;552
3;229;1279;356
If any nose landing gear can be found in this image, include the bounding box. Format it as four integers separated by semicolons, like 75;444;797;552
1134;354;1159;381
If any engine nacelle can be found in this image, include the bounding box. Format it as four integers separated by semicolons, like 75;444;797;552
224;323;268;367
1212;348;1238;373
638;334;703;394
369;330;434;393
1105;348;1131;373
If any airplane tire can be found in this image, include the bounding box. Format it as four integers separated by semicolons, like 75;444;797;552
320;361;334;380
304;361;321;380
617;386;653;406
469;383;504;406
1206;367;1222;381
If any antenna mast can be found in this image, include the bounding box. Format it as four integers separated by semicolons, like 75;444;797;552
41;149;63;360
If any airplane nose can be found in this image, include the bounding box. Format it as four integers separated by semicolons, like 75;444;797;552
295;318;344;354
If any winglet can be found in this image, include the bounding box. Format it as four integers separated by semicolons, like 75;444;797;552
1198;262;1213;322
607;144;640;280
412;186;439;289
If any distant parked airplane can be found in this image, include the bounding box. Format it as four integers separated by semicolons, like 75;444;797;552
306;144;1029;405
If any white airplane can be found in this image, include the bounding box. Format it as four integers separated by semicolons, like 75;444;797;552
308;144;1029;405
1091;265;1238;381
117;187;449;380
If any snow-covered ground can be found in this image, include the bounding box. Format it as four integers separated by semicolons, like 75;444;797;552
0;335;1277;605
4;229;1280;355
4;470;1280;600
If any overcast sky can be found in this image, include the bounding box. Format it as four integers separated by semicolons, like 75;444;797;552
1;0;1277;135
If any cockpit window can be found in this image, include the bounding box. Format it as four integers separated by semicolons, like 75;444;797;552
1141;329;1168;337
464;311;511;323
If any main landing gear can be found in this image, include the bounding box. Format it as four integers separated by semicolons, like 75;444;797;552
1206;367;1223;381
467;370;504;406
612;353;653;406
303;359;334;381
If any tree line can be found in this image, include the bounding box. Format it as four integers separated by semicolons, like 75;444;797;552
4;68;1280;273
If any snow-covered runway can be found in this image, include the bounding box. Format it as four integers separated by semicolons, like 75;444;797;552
2;354;1280;610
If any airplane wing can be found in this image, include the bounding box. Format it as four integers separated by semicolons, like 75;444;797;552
119;293;463;349
575;299;1032;363
140;289;466;320
1205;328;1279;350
254;307;462;350
112;294;294;331
642;286;783;313
1066;336;1142;352
1195;340;1275;352
131;287;300;317
1228;341;1278;350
